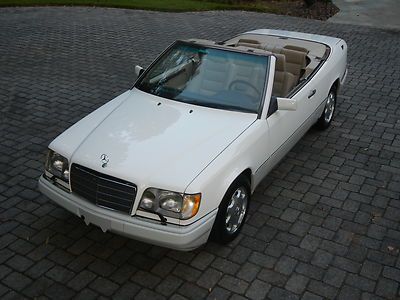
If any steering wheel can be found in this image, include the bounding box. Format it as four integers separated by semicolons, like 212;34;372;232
229;80;261;97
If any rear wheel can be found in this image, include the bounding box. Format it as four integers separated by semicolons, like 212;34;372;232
316;88;336;130
211;176;250;244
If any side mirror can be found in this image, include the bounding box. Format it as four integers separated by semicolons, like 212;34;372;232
135;65;144;77
277;97;297;111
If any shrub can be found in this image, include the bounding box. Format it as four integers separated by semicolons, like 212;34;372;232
204;0;257;3
304;0;332;7
304;0;316;6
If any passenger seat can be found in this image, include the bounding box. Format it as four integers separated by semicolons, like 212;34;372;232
229;58;265;99
185;55;231;96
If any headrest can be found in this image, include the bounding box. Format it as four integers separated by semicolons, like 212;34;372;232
284;45;309;54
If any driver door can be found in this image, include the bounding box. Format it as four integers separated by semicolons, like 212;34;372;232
253;56;310;185
266;89;309;169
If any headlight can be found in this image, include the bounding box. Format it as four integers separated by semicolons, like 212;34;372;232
140;190;156;210
45;150;70;183
139;188;201;220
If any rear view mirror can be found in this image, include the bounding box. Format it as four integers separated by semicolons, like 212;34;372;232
135;65;144;77
277;97;297;111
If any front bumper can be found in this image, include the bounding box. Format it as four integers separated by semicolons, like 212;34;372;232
38;175;216;251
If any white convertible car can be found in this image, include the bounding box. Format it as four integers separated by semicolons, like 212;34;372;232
39;29;347;250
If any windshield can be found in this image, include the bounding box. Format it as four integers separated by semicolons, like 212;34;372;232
135;42;269;113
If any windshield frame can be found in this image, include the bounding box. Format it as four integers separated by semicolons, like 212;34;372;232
133;40;272;118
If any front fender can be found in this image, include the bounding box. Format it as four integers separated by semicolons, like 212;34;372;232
182;120;269;225
182;156;253;226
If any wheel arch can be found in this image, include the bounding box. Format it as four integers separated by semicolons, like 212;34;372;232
184;163;255;222
217;167;254;202
183;123;261;224
209;167;252;244
332;78;341;94
238;168;253;190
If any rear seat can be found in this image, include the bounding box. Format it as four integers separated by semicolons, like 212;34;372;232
283;45;309;54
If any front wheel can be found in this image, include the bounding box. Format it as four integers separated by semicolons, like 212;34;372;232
210;176;250;244
316;88;336;130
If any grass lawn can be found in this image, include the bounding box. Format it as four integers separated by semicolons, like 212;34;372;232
0;0;338;20
0;0;278;13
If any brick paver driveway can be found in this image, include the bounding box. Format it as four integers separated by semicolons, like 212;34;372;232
0;7;399;300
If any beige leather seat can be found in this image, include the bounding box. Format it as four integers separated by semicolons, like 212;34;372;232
229;59;265;99
283;45;309;54
263;45;307;84
164;60;196;90
272;53;296;97
186;55;231;95
280;48;307;83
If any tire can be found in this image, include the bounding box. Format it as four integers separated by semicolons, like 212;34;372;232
316;87;337;130
210;176;250;244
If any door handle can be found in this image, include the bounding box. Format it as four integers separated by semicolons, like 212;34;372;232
308;89;316;99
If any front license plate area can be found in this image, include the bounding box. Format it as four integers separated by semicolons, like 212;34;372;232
80;209;111;233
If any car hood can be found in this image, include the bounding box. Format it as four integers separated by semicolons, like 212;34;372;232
67;89;256;192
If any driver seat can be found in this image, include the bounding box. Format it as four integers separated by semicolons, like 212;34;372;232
272;53;296;97
229;59;265;100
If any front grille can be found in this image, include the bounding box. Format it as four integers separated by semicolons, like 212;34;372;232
70;164;136;214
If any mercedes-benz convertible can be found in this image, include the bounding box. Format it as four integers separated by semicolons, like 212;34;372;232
39;29;347;250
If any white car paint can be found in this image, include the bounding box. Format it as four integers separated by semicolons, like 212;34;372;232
247;29;343;48
71;88;255;196
39;29;347;250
